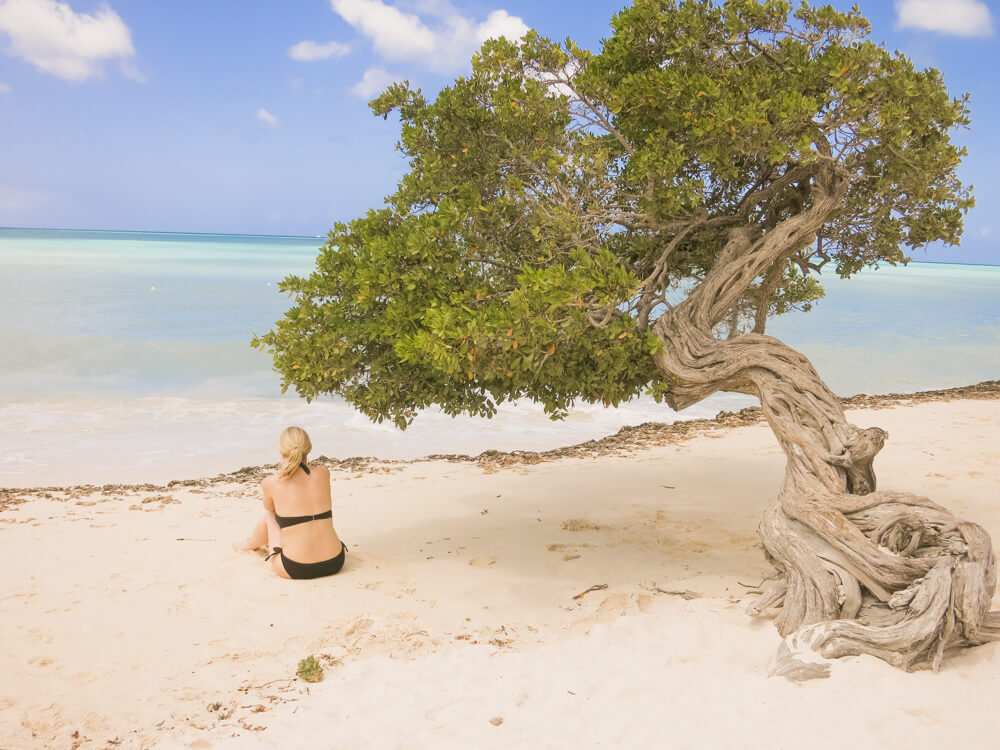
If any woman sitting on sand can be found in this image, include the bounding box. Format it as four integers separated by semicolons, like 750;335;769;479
238;426;347;579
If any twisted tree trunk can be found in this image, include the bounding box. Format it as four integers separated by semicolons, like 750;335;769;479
651;169;1000;678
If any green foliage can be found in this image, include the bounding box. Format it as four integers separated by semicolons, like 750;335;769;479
296;655;323;682
254;0;971;427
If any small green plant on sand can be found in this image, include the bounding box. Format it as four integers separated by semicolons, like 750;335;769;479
296;655;323;683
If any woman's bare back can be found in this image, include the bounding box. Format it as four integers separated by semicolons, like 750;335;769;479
263;465;343;563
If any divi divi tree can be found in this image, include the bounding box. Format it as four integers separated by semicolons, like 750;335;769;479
255;0;998;674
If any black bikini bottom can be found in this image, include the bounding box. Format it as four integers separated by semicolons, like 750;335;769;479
268;543;347;580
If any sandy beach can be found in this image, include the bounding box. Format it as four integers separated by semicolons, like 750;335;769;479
3;389;1000;749
5;0;1000;747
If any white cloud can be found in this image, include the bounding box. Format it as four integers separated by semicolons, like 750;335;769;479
332;0;435;62
982;227;993;238
256;108;279;127
330;0;527;73
349;66;400;98
0;0;139;82
895;0;994;37
0;81;11;93
288;39;351;61
474;9;528;46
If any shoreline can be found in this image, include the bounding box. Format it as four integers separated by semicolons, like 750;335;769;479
4;379;997;503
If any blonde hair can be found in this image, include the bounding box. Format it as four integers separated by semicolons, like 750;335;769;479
277;426;312;479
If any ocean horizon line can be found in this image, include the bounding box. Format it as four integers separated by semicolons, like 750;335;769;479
2;225;996;268
0;225;326;242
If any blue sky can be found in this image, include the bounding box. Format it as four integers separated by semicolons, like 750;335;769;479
0;0;997;263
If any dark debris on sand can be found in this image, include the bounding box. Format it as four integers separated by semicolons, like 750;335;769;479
3;380;998;508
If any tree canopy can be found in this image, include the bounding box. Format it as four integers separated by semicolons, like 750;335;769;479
253;1;1000;676
254;0;971;428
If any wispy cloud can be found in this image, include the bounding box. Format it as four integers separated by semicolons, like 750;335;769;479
329;0;528;74
0;0;141;82
349;66;400;98
0;81;11;93
288;39;351;61
0;183;47;221
256;108;279;127
895;0;994;37
119;58;145;83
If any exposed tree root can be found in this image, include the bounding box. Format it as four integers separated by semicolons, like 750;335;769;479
761;488;998;680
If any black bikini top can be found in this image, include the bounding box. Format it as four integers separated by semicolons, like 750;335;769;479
274;509;332;529
273;462;331;528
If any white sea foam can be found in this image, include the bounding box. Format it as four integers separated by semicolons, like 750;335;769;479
0;392;755;488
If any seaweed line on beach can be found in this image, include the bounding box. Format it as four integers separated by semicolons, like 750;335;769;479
2;379;998;509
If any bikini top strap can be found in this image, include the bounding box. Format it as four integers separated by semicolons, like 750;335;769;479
300;462;311;475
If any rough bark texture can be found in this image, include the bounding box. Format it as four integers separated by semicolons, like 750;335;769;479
651;166;999;678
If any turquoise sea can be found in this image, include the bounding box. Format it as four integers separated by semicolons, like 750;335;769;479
2;228;998;487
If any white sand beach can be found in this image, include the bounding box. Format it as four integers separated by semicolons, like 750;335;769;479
5;0;1000;748
3;395;1000;749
